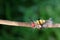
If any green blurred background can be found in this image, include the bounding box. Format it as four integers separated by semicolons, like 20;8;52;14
0;0;60;40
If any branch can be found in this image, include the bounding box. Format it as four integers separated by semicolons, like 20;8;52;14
0;19;60;29
0;20;32;27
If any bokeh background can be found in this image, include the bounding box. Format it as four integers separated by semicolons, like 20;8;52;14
0;0;60;40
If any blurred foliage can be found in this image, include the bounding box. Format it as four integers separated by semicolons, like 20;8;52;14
0;0;60;40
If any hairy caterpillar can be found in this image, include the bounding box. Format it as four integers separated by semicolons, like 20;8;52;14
31;18;53;29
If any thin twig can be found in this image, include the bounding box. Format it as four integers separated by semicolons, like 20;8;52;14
0;20;32;27
0;20;60;28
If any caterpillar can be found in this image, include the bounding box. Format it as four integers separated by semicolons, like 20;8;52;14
31;18;53;29
31;19;46;28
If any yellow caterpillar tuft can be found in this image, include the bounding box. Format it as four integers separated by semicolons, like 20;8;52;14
36;20;45;25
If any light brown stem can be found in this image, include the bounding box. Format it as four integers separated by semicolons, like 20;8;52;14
0;20;60;28
0;20;32;27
